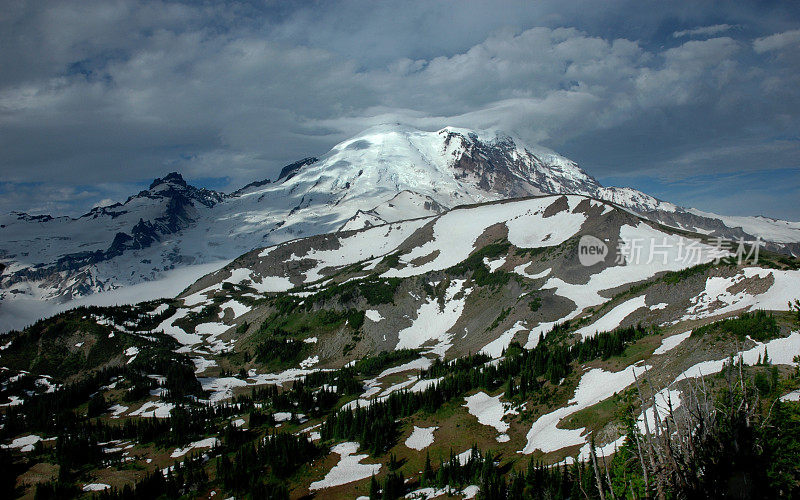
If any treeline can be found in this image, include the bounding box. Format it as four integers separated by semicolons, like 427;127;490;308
252;304;367;366
254;379;341;418
0;302;179;382
14;365;358;487
215;431;320;497
46;430;320;500
322;321;658;455
31;404;239;480
369;360;800;499
693;309;779;341
254;337;305;364
82;302;177;333
2;366;126;437
572;324;649;362
34;426;318;500
368;446;604;500
301;348;421;394
353;349;420;376
12;301;175;339
299;276;403;307
422;353;492;379
263;275;402;327
2;346;203;439
61;453;208;500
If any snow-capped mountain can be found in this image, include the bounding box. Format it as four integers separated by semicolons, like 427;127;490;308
0;126;599;312
1;124;799;331
0;173;224;301
2;172;222;272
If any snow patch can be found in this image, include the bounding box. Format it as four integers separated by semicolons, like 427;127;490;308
220;299;250;318
300;355;320;369
130;401;175;418
365;310;384;322
575;296;647;339
2;434;43;452
463;392;517;442
484;256;506;273
513;264;550;280
171;437;219;458
405;426;438;450
653;331;692;355
481;321;526;358
309;442;381;490
780;390;800;402
82;484;111;492
199;376;248;403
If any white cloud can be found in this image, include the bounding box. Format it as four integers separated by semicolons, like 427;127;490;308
753;29;800;53
672;24;735;38
0;1;799;219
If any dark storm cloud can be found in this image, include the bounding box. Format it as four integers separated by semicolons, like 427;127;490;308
0;0;799;219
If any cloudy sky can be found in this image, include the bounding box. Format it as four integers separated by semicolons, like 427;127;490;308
1;0;799;219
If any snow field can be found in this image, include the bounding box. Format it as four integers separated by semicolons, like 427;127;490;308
683;268;800;322
384;196;587;280
526;222;728;347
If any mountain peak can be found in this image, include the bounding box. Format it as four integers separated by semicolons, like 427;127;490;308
277;157;319;182
149;172;187;190
437;124;504;140
348;123;505;143
267;123;604;213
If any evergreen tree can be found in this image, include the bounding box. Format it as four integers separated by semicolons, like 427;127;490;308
422;451;434;487
369;474;381;500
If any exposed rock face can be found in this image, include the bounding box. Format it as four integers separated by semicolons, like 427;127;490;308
443;129;602;199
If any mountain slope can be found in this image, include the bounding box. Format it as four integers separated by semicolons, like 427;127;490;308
177;193;799;363
1;193;799;498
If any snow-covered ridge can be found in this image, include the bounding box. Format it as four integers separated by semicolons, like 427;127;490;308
687;208;800;243
597;186;679;214
597;186;800;246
